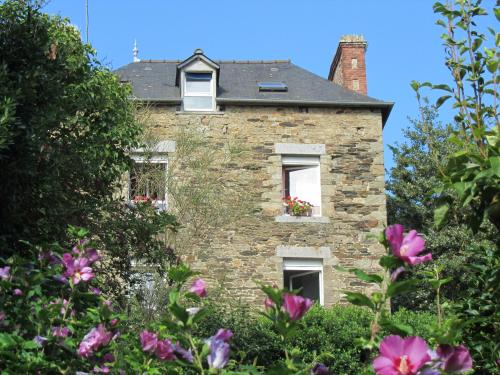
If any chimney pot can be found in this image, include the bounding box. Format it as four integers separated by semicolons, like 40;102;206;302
328;35;368;95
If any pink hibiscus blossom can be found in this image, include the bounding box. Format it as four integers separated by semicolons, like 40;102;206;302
0;266;11;280
282;293;313;321
62;253;94;284
420;344;473;374
385;224;432;266
77;324;113;358
374;335;431;375
264;297;275;310
189;278;207;297
52;326;71;337
155;339;176;361
140;330;158;352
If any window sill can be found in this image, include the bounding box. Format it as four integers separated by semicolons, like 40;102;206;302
175;111;225;115
274;215;330;224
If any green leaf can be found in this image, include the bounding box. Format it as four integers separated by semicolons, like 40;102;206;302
380;317;414;336
379;255;403;269
495;7;500;22
434;203;450;229
490;156;500;177
335;266;383;284
343;291;375;310
168;302;189;325
432;84;452;92
386;279;420;297
410;80;420;92
22;340;39;350
0;333;17;349
436;95;452;108
168;265;197;284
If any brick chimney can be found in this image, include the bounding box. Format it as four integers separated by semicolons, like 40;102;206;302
328;35;368;95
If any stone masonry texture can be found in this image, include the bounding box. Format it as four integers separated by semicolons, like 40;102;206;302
141;104;386;307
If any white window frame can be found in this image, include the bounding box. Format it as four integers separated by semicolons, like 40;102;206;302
129;155;168;211
283;258;324;305
282;155;322;217
182;71;215;112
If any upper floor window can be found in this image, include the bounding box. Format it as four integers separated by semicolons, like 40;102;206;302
183;72;214;111
282;155;321;217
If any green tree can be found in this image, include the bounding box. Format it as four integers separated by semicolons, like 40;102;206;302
386;104;495;311
0;1;179;304
0;0;140;251
411;0;500;372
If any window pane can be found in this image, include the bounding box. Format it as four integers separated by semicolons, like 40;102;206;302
284;270;320;301
186;72;212;94
186;79;211;94
183;96;213;111
130;162;166;201
186;72;212;81
285;165;321;207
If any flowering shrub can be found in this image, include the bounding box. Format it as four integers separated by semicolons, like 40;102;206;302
337;224;475;374
0;223;483;374
283;196;313;216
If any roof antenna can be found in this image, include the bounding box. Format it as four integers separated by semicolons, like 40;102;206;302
133;39;140;63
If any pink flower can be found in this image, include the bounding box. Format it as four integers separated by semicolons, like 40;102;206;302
391;267;405;282
385;225;432;266
52;326;71;337
110;319;118;326
373;335;431;375
93;366;110;373
264;297;275;310
436;345;472;373
13;288;22;296
0;311;6;320
189;278;207;297
174;342;193;363
212;328;233;343
155;339;176;361
140;330;158;352
77;324;113;358
0;266;11;280
282;293;313;321
62;253;94;284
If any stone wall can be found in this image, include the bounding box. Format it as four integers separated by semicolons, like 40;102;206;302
140;104;386;306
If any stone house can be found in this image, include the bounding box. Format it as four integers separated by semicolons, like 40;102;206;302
116;35;393;307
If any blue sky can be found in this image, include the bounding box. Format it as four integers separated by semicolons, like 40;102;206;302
43;0;471;175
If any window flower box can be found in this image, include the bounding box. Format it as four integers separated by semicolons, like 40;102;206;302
283;196;313;217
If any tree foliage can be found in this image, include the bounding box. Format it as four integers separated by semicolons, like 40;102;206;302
0;0;140;251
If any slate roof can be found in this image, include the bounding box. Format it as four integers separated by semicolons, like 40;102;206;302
115;58;393;124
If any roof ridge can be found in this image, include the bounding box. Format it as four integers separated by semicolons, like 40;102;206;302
136;59;291;64
216;59;291;64
139;59;182;63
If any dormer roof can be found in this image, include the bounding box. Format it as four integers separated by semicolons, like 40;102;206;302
175;48;220;86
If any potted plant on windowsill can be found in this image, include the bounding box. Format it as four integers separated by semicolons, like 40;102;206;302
282;196;313;217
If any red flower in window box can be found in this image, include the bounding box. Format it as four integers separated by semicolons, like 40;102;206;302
282;196;312;216
133;195;152;204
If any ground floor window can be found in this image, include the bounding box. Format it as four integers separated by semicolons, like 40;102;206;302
283;258;323;305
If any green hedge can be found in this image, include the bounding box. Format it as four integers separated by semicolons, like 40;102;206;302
193;303;436;375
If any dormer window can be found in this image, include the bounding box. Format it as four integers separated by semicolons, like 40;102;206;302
183;72;214;111
177;49;219;112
